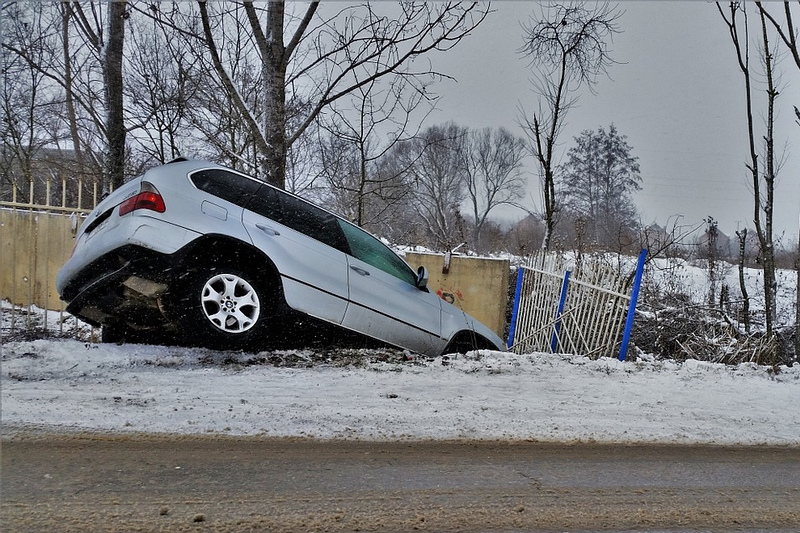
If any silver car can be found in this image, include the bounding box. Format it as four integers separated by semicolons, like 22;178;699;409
56;159;505;356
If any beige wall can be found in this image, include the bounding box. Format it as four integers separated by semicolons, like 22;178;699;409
404;252;509;339
1;209;77;310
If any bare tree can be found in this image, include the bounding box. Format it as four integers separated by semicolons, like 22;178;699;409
1;2;47;196
0;3;84;200
318;133;362;217
463;127;527;252
3;2;131;191
318;72;432;227
637;216;702;263
756;0;799;357
507;215;546;257
165;1;489;189
718;1;782;339
517;1;623;251
736;227;752;334
757;1;800;70
399;123;468;251
796;109;800;358
705;217;720;307
124;12;197;166
60;3;86;181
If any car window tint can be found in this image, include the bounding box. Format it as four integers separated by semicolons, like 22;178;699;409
337;220;416;286
246;185;349;252
245;184;282;221
190;169;261;208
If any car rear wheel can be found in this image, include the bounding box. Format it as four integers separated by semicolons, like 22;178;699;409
176;266;274;350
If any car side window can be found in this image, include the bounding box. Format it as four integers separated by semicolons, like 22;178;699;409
337;221;417;286
246;185;349;252
244;184;282;221
190;169;261;208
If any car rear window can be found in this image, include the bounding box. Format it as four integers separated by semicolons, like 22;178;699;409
190;169;261;208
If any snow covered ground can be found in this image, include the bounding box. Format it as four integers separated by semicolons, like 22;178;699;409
2;256;797;445
2;338;798;445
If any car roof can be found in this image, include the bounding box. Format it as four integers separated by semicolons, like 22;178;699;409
149;158;227;177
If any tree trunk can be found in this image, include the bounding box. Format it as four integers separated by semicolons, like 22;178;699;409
103;0;126;193
759;8;778;339
736;229;751;335
794;212;800;360
262;1;288;189
540;165;556;252
357;140;368;226
707;218;718;308
61;4;85;178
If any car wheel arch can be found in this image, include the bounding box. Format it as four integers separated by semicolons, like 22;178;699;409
164;235;288;321
176;235;281;288
443;330;499;355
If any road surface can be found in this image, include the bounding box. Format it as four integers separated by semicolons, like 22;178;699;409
3;436;799;532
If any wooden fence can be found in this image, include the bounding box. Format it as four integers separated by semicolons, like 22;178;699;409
508;250;647;360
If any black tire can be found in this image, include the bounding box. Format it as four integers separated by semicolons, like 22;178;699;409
174;265;275;350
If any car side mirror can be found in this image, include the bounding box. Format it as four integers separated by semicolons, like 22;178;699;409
416;266;429;290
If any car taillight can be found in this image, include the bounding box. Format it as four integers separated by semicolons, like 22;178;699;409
118;182;166;216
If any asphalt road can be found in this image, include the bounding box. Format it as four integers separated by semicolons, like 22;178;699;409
2;436;799;532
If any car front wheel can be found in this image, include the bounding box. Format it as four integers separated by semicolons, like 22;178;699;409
176;266;273;349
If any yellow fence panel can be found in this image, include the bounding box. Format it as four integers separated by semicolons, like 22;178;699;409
0;209;78;310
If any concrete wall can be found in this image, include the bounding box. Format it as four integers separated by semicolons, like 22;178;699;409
0;209;77;310
404;252;509;339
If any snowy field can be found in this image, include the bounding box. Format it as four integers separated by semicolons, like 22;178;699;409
2;338;798;445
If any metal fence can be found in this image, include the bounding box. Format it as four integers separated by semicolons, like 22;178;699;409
508;250;647;360
1;175;102;214
1;176;99;340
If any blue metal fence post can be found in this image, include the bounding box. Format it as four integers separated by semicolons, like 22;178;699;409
507;267;525;349
618;248;648;361
550;270;571;353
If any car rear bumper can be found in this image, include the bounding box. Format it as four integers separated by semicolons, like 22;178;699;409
56;215;202;295
61;245;179;327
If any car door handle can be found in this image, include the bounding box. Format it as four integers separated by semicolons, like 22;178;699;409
255;223;280;236
349;265;370;277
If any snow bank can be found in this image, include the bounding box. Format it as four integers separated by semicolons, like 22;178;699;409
2;339;798;445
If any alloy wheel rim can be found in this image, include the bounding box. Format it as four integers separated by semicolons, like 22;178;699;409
200;274;260;333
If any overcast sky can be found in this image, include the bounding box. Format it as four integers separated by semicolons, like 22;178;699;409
428;1;800;243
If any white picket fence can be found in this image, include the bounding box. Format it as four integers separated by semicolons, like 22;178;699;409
508;250;647;360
